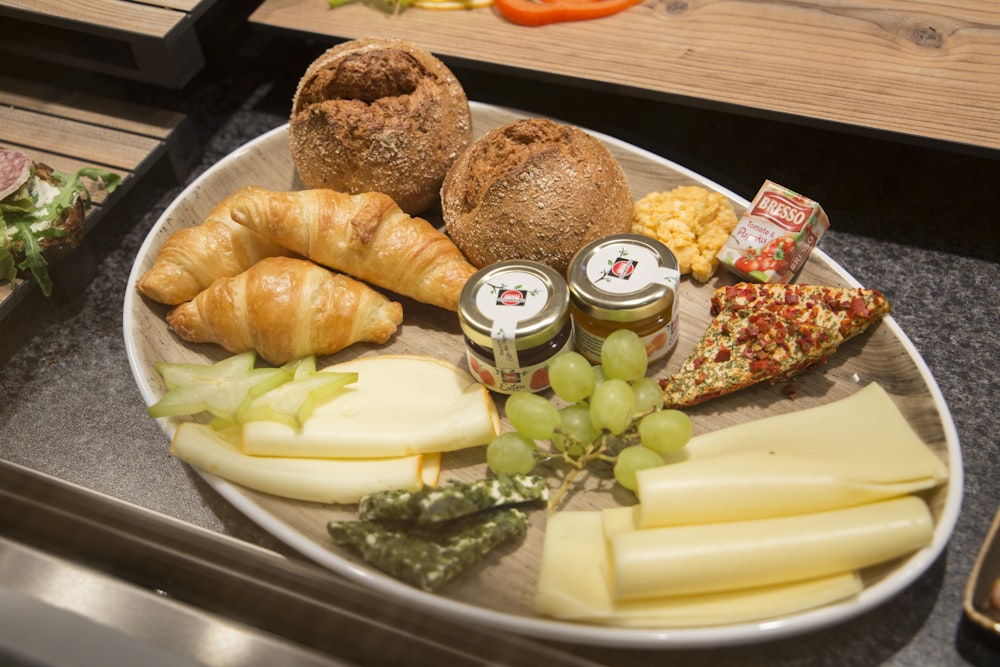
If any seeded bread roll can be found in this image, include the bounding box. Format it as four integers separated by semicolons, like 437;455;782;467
441;118;633;273
289;37;473;216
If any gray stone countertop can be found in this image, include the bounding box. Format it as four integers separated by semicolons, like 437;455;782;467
1;25;998;667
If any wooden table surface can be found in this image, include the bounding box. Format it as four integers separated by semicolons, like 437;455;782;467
249;0;1000;157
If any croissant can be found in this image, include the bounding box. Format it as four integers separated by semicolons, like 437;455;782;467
136;186;292;305
228;187;477;311
166;257;403;365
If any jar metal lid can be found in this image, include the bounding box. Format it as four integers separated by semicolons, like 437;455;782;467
567;234;680;323
458;260;570;352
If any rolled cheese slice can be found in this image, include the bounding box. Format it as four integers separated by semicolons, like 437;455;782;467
241;355;500;458
612;495;933;601
171;422;439;504
636;382;947;528
536;510;863;627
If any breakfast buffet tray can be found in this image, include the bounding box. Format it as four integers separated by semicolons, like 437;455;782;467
124;102;962;648
0;72;194;320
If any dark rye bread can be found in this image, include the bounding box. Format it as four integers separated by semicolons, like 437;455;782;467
440;118;633;273
289;37;473;216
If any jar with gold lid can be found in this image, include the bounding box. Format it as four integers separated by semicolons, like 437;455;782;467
458;260;572;394
566;234;680;365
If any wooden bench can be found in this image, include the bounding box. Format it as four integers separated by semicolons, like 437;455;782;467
0;0;220;88
0;73;196;319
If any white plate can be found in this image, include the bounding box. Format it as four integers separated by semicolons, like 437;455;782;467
124;102;962;648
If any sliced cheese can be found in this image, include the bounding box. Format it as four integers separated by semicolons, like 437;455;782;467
536;511;863;627
612;496;933;600
636;382;947;527
241;355;500;458
171;422;440;504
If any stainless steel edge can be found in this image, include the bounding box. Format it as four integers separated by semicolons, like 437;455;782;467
0;459;601;667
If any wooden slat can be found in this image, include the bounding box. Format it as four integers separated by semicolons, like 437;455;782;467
0;0;218;87
249;0;1000;155
0;75;185;141
1;0;185;38
1;107;163;172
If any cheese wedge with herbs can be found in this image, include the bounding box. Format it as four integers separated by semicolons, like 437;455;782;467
241;355;500;458
661;282;891;407
171;422;439;503
636;382;948;527
536;510;864;627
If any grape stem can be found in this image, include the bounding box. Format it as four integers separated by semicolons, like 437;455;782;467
545;431;624;511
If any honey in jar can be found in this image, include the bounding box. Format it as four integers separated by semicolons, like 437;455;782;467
566;234;680;365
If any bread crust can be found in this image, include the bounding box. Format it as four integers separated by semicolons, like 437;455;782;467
289;37;472;216
440;118;633;273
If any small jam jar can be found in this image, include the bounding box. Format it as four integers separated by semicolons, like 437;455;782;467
458;260;572;394
566;234;680;365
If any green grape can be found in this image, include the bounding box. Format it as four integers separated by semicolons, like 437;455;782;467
638;409;693;455
548;352;595;403
632;376;664;415
552;404;600;456
486;432;537;475
600;329;648;382
613;445;664;492
589;378;635;435
592;364;608;388
505;391;560;440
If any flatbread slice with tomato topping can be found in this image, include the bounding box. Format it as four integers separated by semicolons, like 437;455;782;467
661;283;891;407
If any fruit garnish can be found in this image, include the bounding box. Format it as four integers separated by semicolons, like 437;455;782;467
148;352;291;424
236;358;357;429
487;329;693;510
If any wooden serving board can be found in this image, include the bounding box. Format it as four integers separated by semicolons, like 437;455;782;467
249;0;1000;155
124;103;957;646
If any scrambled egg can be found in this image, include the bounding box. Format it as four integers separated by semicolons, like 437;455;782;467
632;185;739;282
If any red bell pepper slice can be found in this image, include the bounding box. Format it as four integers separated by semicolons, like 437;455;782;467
495;0;643;27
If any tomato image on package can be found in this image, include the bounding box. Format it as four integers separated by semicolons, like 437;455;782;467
716;181;831;284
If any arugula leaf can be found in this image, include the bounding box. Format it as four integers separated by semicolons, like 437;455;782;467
12;221;56;296
0;165;121;296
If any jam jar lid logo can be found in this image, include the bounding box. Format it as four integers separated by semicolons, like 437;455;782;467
610;258;638;280
751;191;814;232
496;288;527;306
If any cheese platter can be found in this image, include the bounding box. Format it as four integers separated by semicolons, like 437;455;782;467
123;102;961;648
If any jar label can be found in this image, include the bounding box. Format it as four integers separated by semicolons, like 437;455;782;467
466;336;572;395
574;314;679;366
586;242;680;295
473;270;551;369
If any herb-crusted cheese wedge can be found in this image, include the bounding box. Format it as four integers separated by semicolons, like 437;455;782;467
358;475;548;524
662;283;891;407
328;507;529;592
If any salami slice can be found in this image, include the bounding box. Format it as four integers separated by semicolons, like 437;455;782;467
0;148;32;201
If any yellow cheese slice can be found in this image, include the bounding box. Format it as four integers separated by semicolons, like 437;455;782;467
611;495;933;600
241;355;500;458
171;422;440;504
636;382;947;527
536;511;863;627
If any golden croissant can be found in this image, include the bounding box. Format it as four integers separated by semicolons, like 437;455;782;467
166;257;403;365
228;187;477;311
136;186;292;305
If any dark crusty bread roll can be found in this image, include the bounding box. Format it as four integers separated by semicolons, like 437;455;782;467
440;118;633;273
289;37;472;216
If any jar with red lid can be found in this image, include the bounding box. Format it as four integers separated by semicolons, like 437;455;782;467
566;234;680;365
458;260;572;394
